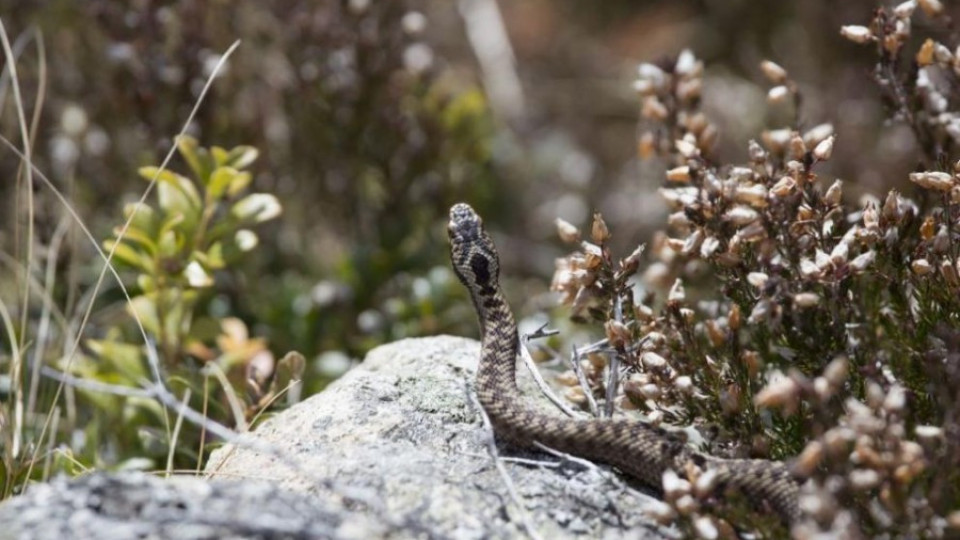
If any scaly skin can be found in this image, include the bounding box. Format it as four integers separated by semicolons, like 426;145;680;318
447;202;799;524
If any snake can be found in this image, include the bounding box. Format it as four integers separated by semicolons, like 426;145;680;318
447;202;800;525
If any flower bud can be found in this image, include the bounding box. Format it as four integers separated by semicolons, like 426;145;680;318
919;0;943;17
760;60;788;84
841;25;874;44
824;179;843;205
909;171;955;191
604;320;631;349
667;165;692;183
813;135;835;161
555;218;581;243
591;213;610;244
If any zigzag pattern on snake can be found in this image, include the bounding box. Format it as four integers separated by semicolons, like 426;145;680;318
447;202;799;524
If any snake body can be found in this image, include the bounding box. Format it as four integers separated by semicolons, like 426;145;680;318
447;202;800;524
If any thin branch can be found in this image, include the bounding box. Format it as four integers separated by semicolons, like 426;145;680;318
518;340;578;418
570;345;600;418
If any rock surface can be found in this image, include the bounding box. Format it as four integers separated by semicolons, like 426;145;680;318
0;472;373;539
0;335;670;539
205;335;669;539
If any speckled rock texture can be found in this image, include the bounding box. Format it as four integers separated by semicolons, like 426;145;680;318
205;335;670;539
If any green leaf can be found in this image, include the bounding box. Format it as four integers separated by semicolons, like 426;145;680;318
157;229;180;259
176;135;214;183
123;202;158;236
207;166;240;200
230;193;282;223
153;170;202;211
195;242;225;269
226;170;252;197
125;295;161;337
103;239;154;273
225;145;259;169
137;274;156;294
211;146;230;167
112;224;157;254
157;185;200;234
85;337;149;383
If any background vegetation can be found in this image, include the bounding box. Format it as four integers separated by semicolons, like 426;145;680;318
1;0;958;537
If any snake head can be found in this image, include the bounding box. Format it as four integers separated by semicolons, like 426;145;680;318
448;203;500;292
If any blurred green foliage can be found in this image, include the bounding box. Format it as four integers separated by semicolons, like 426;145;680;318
0;1;504;495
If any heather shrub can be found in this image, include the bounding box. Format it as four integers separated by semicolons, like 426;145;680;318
545;2;960;536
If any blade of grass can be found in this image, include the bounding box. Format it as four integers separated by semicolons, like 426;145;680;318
0;39;242;493
165;388;192;478
0;17;35;464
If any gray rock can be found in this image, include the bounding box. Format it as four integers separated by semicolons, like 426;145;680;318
206;335;670;539
0;471;371;539
0;336;671;540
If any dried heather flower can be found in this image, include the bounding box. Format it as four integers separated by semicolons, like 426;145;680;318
675;375;694;394
883;385;907;413
700;236;720;258
794;292;821;308
747;272;769;289
849;469;882;490
642;351;669;370
813;135;835;161
915;425;943;441
638;132;656;158
894;0;917;18
793;440;825;477
748;139;767;162
681;229;704;256
941;259;959;286
668;278;685;302
762;128;792;153
803;123;834;147
604;320;630;349
768;85;790;104
918;0;944;17
728;303;741;331
771;176;797;198
754;375;800;414
801;258;822;279
829;242;848;267
675;137;699;158
644;500;676;524
591;213;610;244
917;38;937;66
841;25;874;44
760;60;788;84
642;96;669;121
723;206;759;226
911;259;932;275
667;165;692;183
662;469;691;501
693;516;718;539
824;179;843;205
555;218;581;243
824;356;849;386
734;183;768;207
555;370;579;386
674;494;698;516
909;171;955;191
564;386;587;405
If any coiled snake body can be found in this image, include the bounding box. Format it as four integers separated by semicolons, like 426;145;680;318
447;203;799;524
